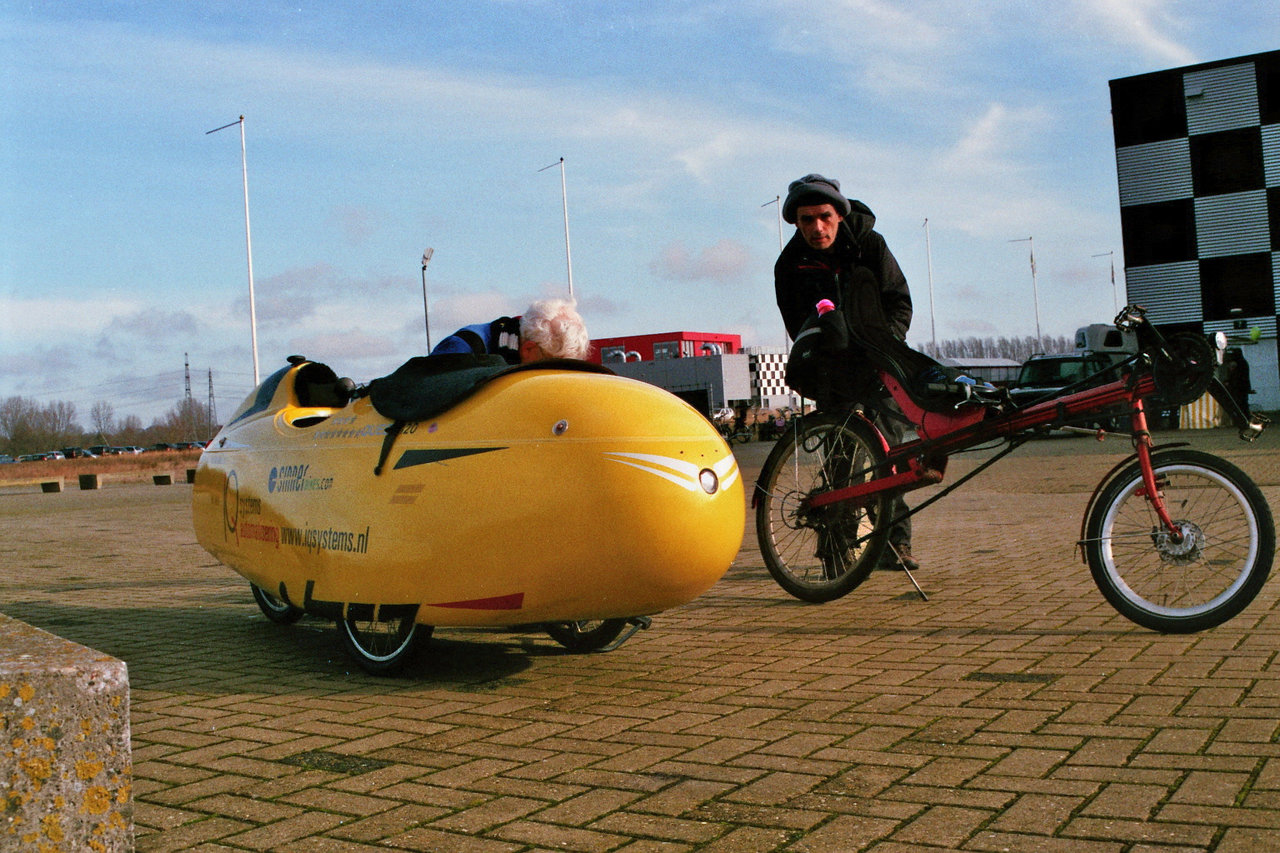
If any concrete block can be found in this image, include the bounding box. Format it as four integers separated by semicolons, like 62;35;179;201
40;481;62;493
0;613;132;851
78;474;100;491
152;474;172;486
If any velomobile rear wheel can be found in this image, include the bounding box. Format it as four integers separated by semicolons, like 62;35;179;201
341;612;428;675
545;619;627;651
251;583;303;624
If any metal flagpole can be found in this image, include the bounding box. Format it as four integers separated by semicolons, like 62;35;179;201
538;158;574;298
421;248;434;351
1093;250;1118;313
207;115;260;384
1010;236;1041;351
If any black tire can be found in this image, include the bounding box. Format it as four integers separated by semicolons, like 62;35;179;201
755;412;891;602
544;619;628;651
340;611;428;675
1084;450;1274;632
251;583;304;624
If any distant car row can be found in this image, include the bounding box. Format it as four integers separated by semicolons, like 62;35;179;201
0;442;207;463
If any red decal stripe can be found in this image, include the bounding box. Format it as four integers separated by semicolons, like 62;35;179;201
430;592;525;611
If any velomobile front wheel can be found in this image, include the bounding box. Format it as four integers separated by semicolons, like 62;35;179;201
251;583;304;624
544;619;627;651
755;412;891;602
1084;450;1275;632
341;612;429;675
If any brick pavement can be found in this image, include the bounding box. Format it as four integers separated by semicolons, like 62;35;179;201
3;428;1280;852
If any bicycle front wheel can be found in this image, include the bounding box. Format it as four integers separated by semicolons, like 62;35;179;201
755;412;891;602
1084;449;1275;632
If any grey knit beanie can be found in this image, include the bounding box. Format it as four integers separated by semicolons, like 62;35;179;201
782;174;852;224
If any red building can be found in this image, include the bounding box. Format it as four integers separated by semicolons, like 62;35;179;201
589;331;743;365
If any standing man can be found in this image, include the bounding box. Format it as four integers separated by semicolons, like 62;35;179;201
773;173;918;572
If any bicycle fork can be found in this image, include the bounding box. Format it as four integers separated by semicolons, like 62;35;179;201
1130;400;1182;542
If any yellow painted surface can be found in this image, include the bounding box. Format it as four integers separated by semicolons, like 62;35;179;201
194;361;744;626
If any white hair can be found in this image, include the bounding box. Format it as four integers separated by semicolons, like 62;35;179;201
520;298;590;360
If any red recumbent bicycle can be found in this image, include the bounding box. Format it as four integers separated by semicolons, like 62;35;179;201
753;305;1273;633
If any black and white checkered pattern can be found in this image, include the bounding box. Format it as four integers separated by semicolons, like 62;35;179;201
1110;50;1280;408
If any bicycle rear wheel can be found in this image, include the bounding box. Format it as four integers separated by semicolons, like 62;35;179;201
755;412;891;602
1084;449;1274;632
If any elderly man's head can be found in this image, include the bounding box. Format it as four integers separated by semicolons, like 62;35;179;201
518;298;590;362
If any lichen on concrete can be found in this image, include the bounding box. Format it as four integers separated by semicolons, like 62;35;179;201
1;612;132;851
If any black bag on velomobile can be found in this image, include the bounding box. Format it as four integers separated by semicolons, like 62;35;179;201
367;353;510;423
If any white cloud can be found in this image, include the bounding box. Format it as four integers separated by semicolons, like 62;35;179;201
650;240;753;283
1070;0;1197;66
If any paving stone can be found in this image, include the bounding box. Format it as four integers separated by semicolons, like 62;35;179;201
4;435;1279;851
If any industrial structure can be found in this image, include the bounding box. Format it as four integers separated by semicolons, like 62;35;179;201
588;332;797;414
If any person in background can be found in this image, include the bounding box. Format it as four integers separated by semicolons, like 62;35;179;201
431;298;590;364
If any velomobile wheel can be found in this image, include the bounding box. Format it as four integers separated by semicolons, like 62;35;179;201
1084;450;1274;632
340;612;428;675
545;619;628;651
251;583;303;624
755;412;891;602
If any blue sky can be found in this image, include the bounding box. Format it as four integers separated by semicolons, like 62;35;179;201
3;1;1278;424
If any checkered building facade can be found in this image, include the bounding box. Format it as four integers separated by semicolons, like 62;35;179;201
746;347;798;409
1110;50;1280;409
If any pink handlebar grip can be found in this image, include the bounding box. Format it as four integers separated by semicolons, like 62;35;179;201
816;299;835;315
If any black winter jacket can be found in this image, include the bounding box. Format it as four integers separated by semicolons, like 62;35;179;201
773;199;912;343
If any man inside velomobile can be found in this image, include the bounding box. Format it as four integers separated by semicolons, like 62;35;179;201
430;298;591;364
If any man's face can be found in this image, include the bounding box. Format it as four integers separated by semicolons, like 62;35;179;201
796;203;842;252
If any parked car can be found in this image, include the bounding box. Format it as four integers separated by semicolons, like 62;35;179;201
62;447;98;459
0;454;15;464
45;450;66;460
1008;353;1124;430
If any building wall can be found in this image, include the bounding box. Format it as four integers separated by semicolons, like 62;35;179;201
1110;50;1280;410
607;354;752;415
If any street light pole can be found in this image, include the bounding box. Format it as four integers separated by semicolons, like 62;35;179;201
206;115;260;384
1010;236;1042;351
761;195;783;252
539;158;574;299
762;196;787;349
420;248;434;351
923;218;937;353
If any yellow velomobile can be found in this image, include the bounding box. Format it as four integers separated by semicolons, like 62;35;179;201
192;353;744;674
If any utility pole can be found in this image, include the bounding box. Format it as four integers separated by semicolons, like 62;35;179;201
183;353;194;441
207;368;217;437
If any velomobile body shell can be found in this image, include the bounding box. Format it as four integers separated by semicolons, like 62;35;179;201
192;359;744;628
